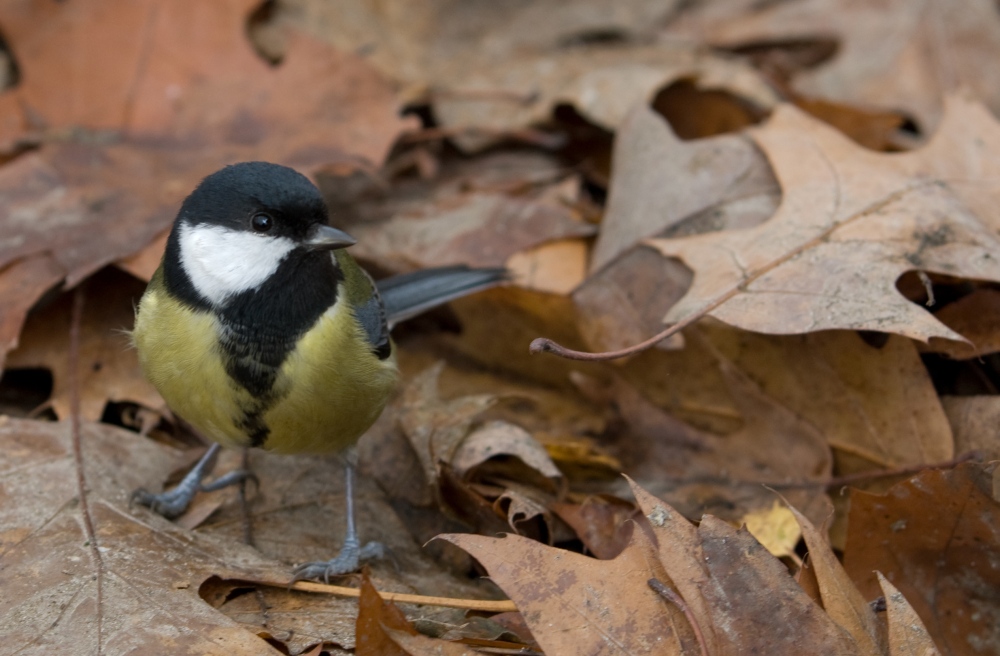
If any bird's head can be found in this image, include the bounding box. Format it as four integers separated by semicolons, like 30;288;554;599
166;161;355;308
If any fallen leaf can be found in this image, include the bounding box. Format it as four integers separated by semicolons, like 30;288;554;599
550;495;637;559
618;350;834;527
876;572;943;656
940;395;1000;460
670;0;1000;133
0;253;64;370
439;530;691;655
922;289;1000;359
349;192;595;272
575;244;691;356
844;462;1000;654
506;238;589;295
270;1;780;150
452;420;562;484
628;480;865;655
355;572;417;656
591;104;779;272
0;418;290;654
650;96;1000;343
5;267;161;420
398;362;499;494
743;501;802;560
789;504;882;656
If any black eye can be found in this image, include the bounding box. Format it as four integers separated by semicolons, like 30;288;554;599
251;212;273;232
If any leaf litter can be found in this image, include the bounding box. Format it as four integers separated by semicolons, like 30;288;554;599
2;2;1000;655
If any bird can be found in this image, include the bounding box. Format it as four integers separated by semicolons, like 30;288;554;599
131;161;506;580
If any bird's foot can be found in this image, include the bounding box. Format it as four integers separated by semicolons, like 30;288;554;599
291;537;387;583
132;443;255;519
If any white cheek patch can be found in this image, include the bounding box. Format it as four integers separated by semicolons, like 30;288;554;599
178;222;297;306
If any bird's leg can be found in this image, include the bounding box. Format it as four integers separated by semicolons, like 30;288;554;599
292;462;387;583
132;443;256;519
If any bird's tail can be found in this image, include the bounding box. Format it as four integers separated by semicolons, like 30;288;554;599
377;265;508;327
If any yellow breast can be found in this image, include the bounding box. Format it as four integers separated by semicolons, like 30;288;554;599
132;274;399;454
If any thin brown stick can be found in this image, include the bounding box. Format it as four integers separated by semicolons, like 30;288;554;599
648;578;709;656
70;285;103;655
820;451;981;490
771;451;982;490
245;578;518;612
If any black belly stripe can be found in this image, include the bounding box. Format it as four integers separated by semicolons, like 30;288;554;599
215;249;342;448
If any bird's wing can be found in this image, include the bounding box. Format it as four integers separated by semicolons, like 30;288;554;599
377;266;508;328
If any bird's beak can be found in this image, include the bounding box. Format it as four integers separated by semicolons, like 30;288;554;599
303;224;357;251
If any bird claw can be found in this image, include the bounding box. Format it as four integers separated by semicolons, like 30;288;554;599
131;468;255;519
132;443;255;519
292;539;388;584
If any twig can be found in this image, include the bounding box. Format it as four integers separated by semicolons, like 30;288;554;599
242;578;518;612
771;451;982;491
70;285;103;655
820;451;980;490
648;578;709;656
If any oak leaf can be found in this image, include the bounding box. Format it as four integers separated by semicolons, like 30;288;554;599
650;96;1000;343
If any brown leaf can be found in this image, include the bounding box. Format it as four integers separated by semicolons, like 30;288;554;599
941;395;1000;460
398;362;499;493
574;245;691;354
650;97;1000;343
591;105;779;272
0;254;64;370
0;418;290;653
619;348;833;527
844;463;1000;653
876;573;943;656
6;268;161;421
670;0;1000;132
452;420;562;483
349;192;594;272
550;495;637;559
630;480;864;655
922;289;1000;359
621;324;953;470
789;504;883;655
274;1;779;150
356;572;417;656
439;530;690;655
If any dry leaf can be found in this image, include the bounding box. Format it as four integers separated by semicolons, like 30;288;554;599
398;362;499;493
670;0;1000;132
789;504;882;656
650;96;1000;343
876;573;943;656
550;495;636;559
844;463;1000;653
628;480;865;655
440;530;691;655
0;418;290;654
743;501;802;559
349;192;595;272
0;254;64;370
6;268;161;421
591;104;779;272
941;396;1000;460
270;1;779;150
452;420;562;483
922;289;1000;359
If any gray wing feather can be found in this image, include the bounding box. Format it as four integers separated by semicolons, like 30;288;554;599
377;266;508;328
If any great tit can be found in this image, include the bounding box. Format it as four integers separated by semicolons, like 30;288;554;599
131;161;506;579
